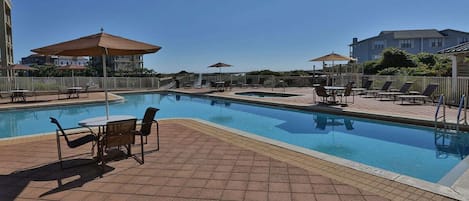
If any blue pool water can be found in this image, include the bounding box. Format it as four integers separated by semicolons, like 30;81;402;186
1;92;467;183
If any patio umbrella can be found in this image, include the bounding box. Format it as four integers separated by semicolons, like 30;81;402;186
208;62;232;81
309;52;352;85
32;30;161;119
5;64;38;89
56;64;88;86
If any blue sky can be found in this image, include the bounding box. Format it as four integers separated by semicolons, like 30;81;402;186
12;0;469;73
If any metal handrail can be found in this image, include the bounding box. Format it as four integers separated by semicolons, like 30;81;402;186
435;94;446;129
456;94;467;132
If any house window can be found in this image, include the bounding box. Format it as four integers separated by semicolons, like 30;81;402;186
373;40;385;49
429;38;443;48
458;37;469;44
399;39;413;48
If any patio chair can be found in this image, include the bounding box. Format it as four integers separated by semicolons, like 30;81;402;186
102;118;142;164
339;82;354;104
314;85;331;103
378;82;413;101
364;81;392;97
397;84;439;104
50;117;98;169
82;85;90;98
134;107;159;163
355;80;373;95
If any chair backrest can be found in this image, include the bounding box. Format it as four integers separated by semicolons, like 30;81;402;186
343;83;353;96
50;117;72;147
422;84;439;96
140;107;159;136
363;80;373;89
380;81;392;91
399;82;413;93
105;119;137;148
315;86;329;97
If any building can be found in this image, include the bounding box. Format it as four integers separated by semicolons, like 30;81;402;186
0;0;12;73
54;56;88;66
90;55;144;74
350;29;469;63
21;54;88;66
21;54;53;66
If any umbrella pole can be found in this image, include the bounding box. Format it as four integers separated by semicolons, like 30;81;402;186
103;54;109;119
72;70;75;86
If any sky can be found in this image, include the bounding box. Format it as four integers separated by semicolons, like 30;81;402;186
11;0;469;73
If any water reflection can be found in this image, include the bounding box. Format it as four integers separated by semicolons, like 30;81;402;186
315;116;354;131
208;100;233;123
435;132;469;159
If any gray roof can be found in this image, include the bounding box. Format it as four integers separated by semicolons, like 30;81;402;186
380;29;444;39
438;42;469;54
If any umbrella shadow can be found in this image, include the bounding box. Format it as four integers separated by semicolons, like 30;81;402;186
0;159;114;200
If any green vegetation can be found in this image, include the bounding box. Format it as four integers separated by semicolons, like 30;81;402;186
364;48;452;76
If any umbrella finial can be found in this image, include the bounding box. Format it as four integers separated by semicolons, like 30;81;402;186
100;27;104;33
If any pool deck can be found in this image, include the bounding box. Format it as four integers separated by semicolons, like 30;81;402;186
1;87;468;200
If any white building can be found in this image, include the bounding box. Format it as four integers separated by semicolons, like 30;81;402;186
54;56;88;66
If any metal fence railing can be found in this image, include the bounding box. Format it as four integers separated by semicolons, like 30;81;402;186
0;76;163;92
1;74;468;104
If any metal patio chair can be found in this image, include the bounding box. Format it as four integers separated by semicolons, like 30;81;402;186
50;117;98;169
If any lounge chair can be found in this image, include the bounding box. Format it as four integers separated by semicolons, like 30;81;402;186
102;118;143;164
397;84;438;104
364;81;392;97
378;82;413;101
134;107;160;163
50;117;98;169
355;80;373;95
314;85;331;103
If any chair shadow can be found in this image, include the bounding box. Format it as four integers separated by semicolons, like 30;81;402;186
0;159;114;200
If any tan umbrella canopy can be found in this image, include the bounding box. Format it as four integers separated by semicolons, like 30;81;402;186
56;64;88;86
310;53;353;85
9;64;39;71
309;52;352;62
2;64;38;89
208;62;232;81
32;30;161;118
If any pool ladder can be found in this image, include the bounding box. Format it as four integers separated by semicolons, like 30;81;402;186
434;94;468;132
434;94;468;159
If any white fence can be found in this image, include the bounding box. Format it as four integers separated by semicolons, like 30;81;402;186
0;76;163;92
2;74;468;104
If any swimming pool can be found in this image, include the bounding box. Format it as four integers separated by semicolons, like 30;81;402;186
1;92;467;184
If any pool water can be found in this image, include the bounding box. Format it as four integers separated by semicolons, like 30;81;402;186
235;91;299;97
1;92;467;183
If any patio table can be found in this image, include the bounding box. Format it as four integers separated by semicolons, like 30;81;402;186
67;87;83;99
324;86;345;104
215;81;225;92
10;89;30;102
78;115;137;164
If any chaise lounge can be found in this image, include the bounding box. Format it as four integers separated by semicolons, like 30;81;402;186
378;82;413;101
397;84;438;104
